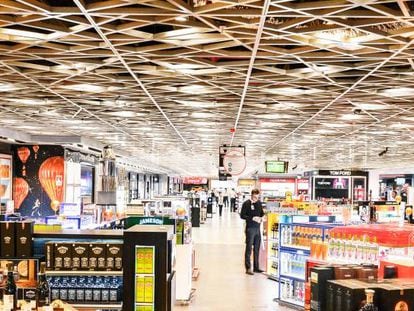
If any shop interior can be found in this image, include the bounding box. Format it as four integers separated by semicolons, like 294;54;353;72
0;1;413;311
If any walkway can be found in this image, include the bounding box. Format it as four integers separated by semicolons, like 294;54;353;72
175;206;291;311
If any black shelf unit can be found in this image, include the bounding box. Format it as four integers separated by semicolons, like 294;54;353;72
123;224;175;311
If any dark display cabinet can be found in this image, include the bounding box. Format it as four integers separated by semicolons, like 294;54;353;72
123;225;175;311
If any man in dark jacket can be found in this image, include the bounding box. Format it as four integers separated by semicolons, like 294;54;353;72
240;188;264;275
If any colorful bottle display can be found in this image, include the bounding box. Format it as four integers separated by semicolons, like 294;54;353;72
280;279;305;304
48;275;122;303
327;234;379;264
281;225;325;249
280;252;306;278
36;262;50;307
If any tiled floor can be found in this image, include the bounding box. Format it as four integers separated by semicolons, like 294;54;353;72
174;206;293;311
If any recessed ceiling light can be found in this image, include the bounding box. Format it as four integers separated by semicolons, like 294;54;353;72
390;123;414;129
353;103;388;110
379;87;414;97
175;100;217;108
340;114;362;121
60;84;120;93
322;123;350;128
191;112;216;118
175;16;189;22
104;111;143;118
262;87;322;96
0;83;20;92
179;85;211;94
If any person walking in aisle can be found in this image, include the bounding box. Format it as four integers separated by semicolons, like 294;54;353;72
218;192;224;216
223;188;229;208
230;188;237;212
240;189;264;275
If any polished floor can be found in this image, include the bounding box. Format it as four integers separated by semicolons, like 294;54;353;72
175;206;291;311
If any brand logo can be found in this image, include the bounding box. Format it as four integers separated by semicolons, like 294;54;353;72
75;247;86;254
109;247;120;254
57;246;68;254
4;236;11;244
25;290;36;299
329;170;351;176
20;237;27;244
92;247;103;255
139;218;163;225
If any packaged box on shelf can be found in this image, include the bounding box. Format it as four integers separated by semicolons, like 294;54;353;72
15;221;34;258
144;276;154;303
72;243;89;270
0;221;15;257
89;243;106;270
17;286;37;302
45;242;54;269
377;282;414;311
55;243;72;270
136;276;145;302
310;266;334;311
106;243;122;270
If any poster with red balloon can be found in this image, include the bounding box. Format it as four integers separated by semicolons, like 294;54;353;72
0;154;12;203
13;145;65;217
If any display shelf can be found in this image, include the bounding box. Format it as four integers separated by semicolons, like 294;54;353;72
0;255;44;260
269;255;279;261
279;273;305;282
268;274;279;281
280;245;310;254
72;303;122;309
134;273;154;277
279;297;304;308
45;270;123;276
268;237;279;242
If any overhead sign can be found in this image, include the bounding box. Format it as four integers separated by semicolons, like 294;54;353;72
182;177;208;184
223;150;246;176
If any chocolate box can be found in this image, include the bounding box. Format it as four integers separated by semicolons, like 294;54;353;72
310;266;334;311
15;221;33;258
72;243;89;270
106;243;122;271
54;243;72;270
89;243;106;270
0;221;15;257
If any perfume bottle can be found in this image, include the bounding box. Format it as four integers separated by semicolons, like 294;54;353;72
359;289;377;311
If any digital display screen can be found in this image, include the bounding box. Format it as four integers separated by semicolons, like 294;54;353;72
80;166;94;196
265;161;288;173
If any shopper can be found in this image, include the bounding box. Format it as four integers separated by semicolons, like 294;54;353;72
218;192;224;216
223;188;229;208
207;192;213;216
240;189;264;275
230;188;237;212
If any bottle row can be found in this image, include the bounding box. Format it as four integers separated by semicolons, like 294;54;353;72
327;234;379;265
281;225;329;249
45;242;123;271
280;253;306;277
280;279;305;304
49;275;123;303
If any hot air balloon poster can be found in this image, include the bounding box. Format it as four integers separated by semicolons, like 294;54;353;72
0;154;12;202
13;145;64;217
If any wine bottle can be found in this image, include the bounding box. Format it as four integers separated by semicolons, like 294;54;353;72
3;263;17;311
359;289;378;311
36;262;50;307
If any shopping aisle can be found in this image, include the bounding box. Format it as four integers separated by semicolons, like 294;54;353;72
175;207;291;311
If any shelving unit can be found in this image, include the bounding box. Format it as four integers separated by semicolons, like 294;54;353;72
135;245;155;311
278;222;334;308
266;213;279;281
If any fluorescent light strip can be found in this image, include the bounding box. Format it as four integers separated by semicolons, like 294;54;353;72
229;0;271;147
74;0;191;150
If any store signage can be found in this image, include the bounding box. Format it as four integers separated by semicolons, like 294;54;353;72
139;218;164;225
182;177;208;184
223;150;246;175
260;178;295;183
329;170;351;176
238;179;256;186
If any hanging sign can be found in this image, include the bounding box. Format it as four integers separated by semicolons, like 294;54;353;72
223;150;246;176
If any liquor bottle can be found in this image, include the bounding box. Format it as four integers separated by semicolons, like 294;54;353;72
36;262;50;307
3;263;17;311
358;289;378;311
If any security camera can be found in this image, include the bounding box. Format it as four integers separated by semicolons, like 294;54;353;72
353;108;362;115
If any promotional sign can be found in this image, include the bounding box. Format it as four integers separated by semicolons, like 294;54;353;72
182;177;208;184
265;161;288;173
223;150;246;176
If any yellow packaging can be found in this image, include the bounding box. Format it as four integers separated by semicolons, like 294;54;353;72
144;276;154;303
136;276;145;302
145;248;154;274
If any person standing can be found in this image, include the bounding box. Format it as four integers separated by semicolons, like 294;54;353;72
240;189;264;275
230;188;237;212
223;188;229;208
218;192;224;216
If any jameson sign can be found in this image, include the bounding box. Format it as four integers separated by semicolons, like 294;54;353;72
139;218;163;225
124;216;176;229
